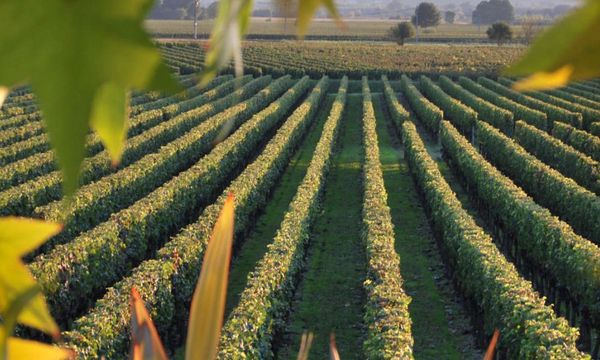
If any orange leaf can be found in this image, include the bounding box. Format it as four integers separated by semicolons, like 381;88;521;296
483;329;500;360
130;287;168;360
296;332;314;360
329;333;340;360
185;194;235;360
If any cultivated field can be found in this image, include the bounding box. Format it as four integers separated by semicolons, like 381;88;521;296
147;18;532;41
2;46;600;359
162;41;524;78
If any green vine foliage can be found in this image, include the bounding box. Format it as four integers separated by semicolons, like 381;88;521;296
0;0;339;202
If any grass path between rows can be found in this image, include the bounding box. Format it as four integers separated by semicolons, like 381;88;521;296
173;94;335;360
371;94;464;359
224;94;335;316
276;93;366;360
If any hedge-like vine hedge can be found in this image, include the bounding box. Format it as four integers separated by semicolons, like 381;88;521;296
404;120;585;358
63;76;331;359
361;77;414;359
28;77;312;326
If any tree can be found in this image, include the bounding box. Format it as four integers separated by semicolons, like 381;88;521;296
472;0;514;25
411;2;441;28
445;11;456;24
487;22;513;45
389;22;415;45
520;16;543;45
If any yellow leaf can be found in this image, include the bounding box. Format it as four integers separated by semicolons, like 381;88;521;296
5;334;73;360
90;82;129;167
129;287;168;360
0;86;8;109
0;261;59;339
0;217;62;337
185;194;235;360
0;217;62;257
512;65;574;91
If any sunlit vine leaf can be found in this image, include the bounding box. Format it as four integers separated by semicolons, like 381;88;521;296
507;0;600;90
186;194;235;360
0;218;62;337
0;0;179;198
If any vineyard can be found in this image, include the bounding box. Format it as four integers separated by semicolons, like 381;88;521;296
160;42;524;79
2;44;600;360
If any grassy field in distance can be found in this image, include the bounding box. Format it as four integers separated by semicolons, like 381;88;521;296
147;17;532;40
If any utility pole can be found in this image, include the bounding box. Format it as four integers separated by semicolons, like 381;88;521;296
415;6;419;44
193;0;199;40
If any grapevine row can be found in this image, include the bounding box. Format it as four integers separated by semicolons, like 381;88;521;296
513;121;600;195
360;77;414;359
402;120;584;358
0;76;269;217
475;121;600;243
217;77;342;359
440;120;600;351
438;75;514;135
400;75;443;134
28;76;313;326
64;76;331;359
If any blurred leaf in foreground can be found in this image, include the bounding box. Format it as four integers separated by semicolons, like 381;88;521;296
483;329;500;360
0;87;8;109
0;0;179;198
201;0;341;84
186;194;235;360
200;0;254;85
296;0;341;38
512;65;574;91
0;217;62;337
296;332;314;360
329;333;340;360
507;0;600;90
1;328;73;360
130;287;168;360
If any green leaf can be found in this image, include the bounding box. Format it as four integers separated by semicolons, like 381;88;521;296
0;0;180;198
0;218;62;337
296;0;341;38
90;82;129;166
506;0;600;86
186;194;235;360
